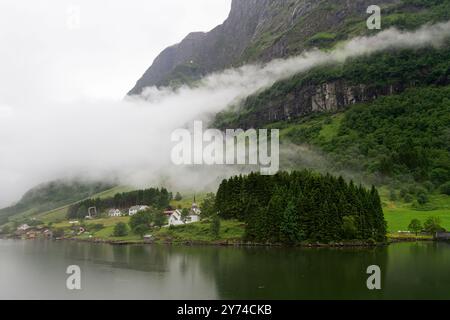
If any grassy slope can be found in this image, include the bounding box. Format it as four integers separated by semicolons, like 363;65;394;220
268;88;450;234
169;193;206;209
275;105;450;234
2;185;134;226
152;219;245;243
0;181;117;225
382;193;450;232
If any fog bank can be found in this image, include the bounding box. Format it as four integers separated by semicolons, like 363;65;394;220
1;22;449;207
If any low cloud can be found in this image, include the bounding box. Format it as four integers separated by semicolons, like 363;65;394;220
1;22;449;207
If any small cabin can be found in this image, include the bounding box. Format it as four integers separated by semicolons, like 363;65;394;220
108;209;122;217
143;234;154;243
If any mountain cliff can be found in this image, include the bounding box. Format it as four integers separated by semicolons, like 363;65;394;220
128;0;450;198
128;0;404;95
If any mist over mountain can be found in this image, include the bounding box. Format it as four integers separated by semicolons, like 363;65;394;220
128;0;403;94
126;0;450;201
1;0;449;225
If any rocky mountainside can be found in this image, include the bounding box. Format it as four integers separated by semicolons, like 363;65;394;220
214;44;450;128
128;0;401;95
125;0;450;195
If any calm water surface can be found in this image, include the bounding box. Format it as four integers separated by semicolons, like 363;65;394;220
0;240;449;299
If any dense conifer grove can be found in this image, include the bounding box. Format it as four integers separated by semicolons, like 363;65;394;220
67;187;171;219
215;171;386;244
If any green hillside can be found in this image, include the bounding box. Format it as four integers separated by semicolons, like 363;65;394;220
0;181;117;226
214;44;450;129
282;86;450;189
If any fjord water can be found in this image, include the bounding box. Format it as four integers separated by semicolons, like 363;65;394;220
0;240;449;300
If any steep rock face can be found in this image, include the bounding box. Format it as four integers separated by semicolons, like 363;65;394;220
128;0;399;95
227;80;408;129
128;0;275;94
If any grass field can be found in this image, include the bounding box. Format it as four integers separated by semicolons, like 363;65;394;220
93;186;134;199
153;219;245;243
387;233;432;240
52;216;130;229
53;215;142;242
382;193;450;233
53;216;245;244
170;193;207;209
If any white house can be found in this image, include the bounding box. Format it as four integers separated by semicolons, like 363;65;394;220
168;204;201;226
168;210;183;226
108;209;122;217
129;205;150;216
188;213;200;224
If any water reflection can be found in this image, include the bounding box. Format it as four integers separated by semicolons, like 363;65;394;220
0;240;449;299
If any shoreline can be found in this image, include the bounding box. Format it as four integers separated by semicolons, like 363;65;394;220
69;238;439;247
26;236;393;248
2;234;439;247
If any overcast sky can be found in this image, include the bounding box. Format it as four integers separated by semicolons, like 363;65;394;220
0;0;232;206
0;0;231;104
0;1;448;208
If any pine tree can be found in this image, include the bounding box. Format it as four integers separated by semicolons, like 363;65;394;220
280;200;301;244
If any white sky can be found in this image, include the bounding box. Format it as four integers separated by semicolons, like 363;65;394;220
0;0;232;104
0;0;232;207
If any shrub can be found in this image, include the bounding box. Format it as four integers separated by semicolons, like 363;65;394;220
389;189;397;201
200;193;216;218
423;217;445;234
53;228;65;239
133;224;149;237
404;194;414;203
408;219;422;235
417;192;429;205
0;225;11;235
90;224;104;232
113;222;128;237
400;189;408;198
423;181;434;192
210;215;221;239
129;211;152;231
440;182;450;195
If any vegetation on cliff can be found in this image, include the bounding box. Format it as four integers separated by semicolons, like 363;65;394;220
214;44;450;129
283;86;450;190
